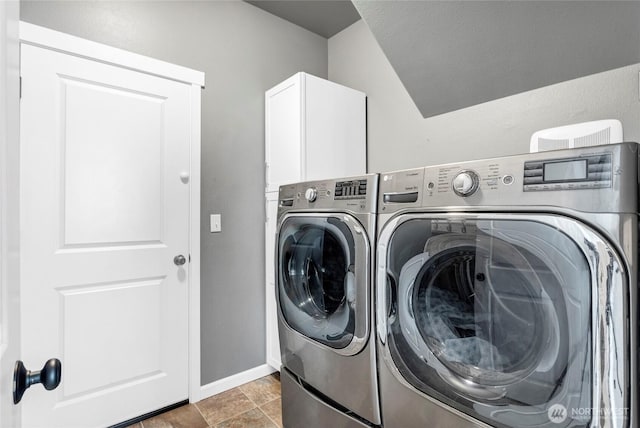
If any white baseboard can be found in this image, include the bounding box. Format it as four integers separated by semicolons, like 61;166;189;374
266;357;281;372
197;364;277;402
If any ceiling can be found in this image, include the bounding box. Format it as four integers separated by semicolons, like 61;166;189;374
245;0;361;38
353;1;640;118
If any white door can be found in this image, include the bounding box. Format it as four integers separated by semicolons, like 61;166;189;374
20;42;191;428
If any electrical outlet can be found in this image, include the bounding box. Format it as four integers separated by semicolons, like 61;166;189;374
210;214;222;233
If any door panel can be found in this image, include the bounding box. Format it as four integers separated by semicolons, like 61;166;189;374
20;43;190;427
61;279;162;398
62;77;165;246
265;77;301;191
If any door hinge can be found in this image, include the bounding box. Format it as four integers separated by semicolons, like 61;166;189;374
265;162;270;191
19;76;22;99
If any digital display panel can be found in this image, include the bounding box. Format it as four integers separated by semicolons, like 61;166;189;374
543;160;588;182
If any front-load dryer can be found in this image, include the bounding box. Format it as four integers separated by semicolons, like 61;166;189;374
276;174;380;427
376;143;638;427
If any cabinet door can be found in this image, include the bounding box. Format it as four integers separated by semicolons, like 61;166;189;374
265;192;281;370
265;76;301;192
304;74;366;180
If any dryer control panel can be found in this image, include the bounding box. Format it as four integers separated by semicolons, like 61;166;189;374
523;153;612;191
379;142;639;214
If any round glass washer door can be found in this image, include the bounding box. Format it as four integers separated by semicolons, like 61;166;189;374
411;237;549;387
277;215;368;351
382;216;593;428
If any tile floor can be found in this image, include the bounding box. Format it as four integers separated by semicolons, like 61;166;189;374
127;373;282;428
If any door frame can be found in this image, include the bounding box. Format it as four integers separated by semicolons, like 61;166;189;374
18;21;205;406
1;2;21;427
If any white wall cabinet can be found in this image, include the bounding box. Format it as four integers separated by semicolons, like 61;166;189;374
264;72;366;370
265;72;366;191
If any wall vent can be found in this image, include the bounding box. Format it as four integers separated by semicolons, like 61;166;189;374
530;120;623;152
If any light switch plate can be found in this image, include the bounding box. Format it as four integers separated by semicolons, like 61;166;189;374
210;214;222;233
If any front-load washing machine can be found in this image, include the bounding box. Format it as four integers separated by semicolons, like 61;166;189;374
376;143;637;427
276;174;380;427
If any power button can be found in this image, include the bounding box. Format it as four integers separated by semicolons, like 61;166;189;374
502;175;514;185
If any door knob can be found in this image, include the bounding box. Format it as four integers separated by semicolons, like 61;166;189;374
174;255;187;266
13;358;62;404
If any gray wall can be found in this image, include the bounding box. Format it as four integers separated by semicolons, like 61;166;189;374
329;20;640;172
20;0;328;385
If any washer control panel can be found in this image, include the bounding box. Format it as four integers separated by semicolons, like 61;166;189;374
523;153;612;191
334;179;367;200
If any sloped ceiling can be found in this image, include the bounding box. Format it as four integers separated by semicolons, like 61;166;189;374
245;0;361;38
353;1;640;118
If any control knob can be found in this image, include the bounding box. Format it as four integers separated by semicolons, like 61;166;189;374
452;170;479;197
304;188;318;202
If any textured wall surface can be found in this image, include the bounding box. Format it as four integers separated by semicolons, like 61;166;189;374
329;20;640;172
21;0;328;385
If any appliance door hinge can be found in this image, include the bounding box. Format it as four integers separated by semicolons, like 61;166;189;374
265;162;270;191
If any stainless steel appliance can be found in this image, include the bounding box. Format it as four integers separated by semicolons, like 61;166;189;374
376;143;638;427
276;174;380;427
